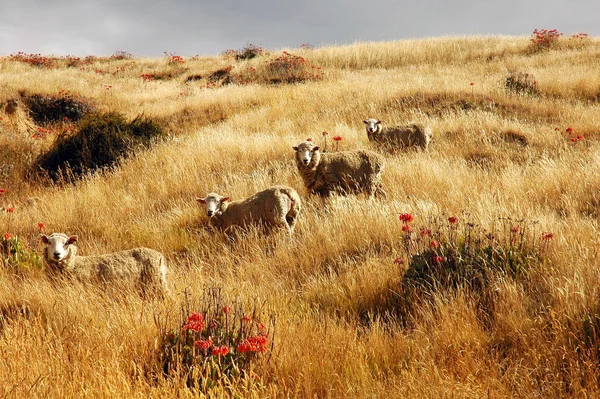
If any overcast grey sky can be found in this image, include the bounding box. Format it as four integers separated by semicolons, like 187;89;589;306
1;0;598;57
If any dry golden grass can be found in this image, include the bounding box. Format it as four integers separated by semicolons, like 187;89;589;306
2;35;600;397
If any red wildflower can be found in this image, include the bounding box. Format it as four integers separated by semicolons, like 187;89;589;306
448;216;458;224
394;257;404;265
0;189;5;195
430;240;440;248
3;232;11;241
470;82;474;86
420;228;432;236
195;338;213;349
222;305;232;314
577;135;584;140
237;335;268;353
242;315;253;323
38;222;46;230
184;313;205;331
570;137;578;143
566;127;573;134
399;213;414;223
433;255;445;264
5;207;14;213
212;345;230;356
511;226;519;233
322;131;328;136
541;232;555;240
332;135;343;141
402;224;411;232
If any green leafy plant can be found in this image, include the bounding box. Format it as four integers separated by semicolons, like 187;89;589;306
155;288;275;390
35;112;166;181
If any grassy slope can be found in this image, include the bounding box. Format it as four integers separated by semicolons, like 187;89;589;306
1;36;600;397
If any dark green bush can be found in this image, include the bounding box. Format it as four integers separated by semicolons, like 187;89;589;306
504;72;540;96
36;112;166;181
24;92;95;124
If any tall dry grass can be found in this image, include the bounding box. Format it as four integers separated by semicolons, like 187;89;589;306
2;35;600;397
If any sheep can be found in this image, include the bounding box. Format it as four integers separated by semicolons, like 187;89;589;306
292;140;386;198
197;185;302;235
363;118;432;150
40;233;168;297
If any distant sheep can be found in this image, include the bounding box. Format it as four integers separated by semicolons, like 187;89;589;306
293;140;386;198
40;233;168;297
197;185;302;235
363;118;432;150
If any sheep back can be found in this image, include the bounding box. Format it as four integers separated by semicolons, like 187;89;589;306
370;124;432;150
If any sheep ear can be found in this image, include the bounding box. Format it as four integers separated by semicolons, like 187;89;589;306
221;196;230;203
197;197;207;204
67;235;78;245
40;234;49;244
313;146;320;151
363;120;369;124
376;120;382;124
292;146;298;151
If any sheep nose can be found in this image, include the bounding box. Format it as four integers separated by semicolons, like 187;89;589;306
53;252;61;258
303;159;310;165
207;211;214;217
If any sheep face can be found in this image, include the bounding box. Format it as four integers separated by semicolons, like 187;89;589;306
363;118;382;134
197;193;230;217
293;141;320;167
40;233;77;263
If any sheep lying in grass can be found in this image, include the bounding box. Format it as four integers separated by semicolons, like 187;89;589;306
197;185;302;235
40;233;168;297
293;140;386;198
363;118;432;150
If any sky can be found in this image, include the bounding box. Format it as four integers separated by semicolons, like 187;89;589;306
1;0;598;57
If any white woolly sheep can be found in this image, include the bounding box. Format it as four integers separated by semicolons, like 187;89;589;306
40;233;168;297
197;185;302;235
293;140;386;198
363;118;432;150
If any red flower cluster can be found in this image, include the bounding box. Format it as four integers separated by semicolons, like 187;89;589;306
420;228;431;236
541;232;555;241
433;255;445;264
332;135;343;142
430;240;440;248
564;126;584;143
195;338;213;349
3;232;11;241
222;305;232;314
242;315;253;323
237;335;268;353
394;257;404;265
165;52;185;65
184;313;205;331
531;29;562;49
402;224;411;232
448;216;458;224
399;213;414;223
212;345;230;356
38;222;46;230
0;188;5;195
5;207;14;213
8;52;56;68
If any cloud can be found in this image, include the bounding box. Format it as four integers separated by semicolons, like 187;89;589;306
1;0;598;56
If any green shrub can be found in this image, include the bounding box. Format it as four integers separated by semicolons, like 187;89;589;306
36;112;166;181
223;44;265;61
24;91;95;124
396;215;552;324
504;72;539;96
155;288;274;390
0;233;43;275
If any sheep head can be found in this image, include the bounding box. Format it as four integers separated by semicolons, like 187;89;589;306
293;141;320;168
197;193;230;217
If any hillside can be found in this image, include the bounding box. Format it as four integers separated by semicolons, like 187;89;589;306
1;34;600;398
